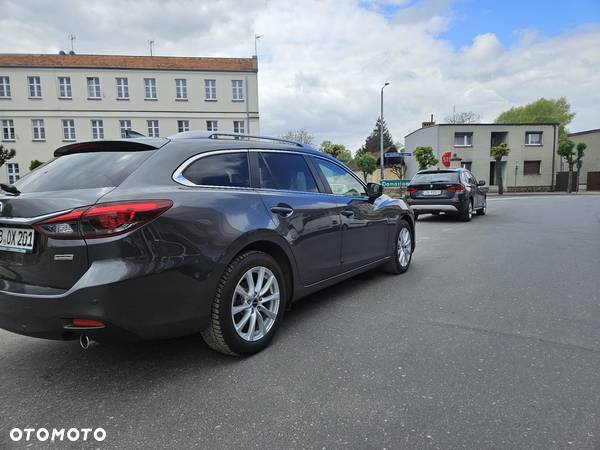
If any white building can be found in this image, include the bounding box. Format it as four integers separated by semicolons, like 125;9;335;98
0;53;259;184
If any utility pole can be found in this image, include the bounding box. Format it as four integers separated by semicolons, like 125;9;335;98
148;40;155;56
68;34;76;53
380;82;390;180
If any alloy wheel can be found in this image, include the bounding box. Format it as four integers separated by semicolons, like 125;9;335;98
397;228;412;268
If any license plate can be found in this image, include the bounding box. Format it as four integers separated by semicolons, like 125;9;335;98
421;190;442;196
0;227;35;253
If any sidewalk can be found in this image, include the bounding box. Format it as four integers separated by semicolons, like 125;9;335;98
487;191;600;197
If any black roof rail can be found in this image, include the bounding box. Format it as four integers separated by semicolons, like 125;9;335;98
167;130;305;147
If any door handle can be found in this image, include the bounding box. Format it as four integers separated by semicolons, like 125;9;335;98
270;206;294;217
341;210;354;218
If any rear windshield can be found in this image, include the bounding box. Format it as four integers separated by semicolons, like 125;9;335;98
411;171;459;184
14;151;155;193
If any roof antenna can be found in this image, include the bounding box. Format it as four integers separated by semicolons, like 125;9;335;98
68;34;76;53
148;40;155;56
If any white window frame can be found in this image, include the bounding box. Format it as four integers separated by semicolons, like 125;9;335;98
116;77;129;99
204;79;217;100
1;119;15;141
144;78;157;99
233;120;245;134
7;163;19;185
175;79;188;100
177;120;190;133
58;76;72;99
0;76;10;98
62;119;76;141
91;120;104;140
454;132;473;147
525;132;543;146
87;77;101;99
31;119;45;141
206;120;218;132
232;80;244;101
147;120;159;137
28;76;42;98
119;120;132;138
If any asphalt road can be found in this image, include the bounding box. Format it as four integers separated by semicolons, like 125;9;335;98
1;195;600;449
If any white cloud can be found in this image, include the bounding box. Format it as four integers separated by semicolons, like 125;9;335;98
1;0;599;149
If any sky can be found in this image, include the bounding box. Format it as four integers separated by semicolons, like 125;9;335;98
1;0;599;150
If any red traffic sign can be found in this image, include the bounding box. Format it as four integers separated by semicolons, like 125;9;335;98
442;151;452;167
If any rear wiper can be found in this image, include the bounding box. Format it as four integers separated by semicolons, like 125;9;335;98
0;183;20;195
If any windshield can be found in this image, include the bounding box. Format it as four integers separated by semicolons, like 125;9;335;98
411;171;459;184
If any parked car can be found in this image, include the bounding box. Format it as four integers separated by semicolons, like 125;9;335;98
0;132;415;356
404;168;487;221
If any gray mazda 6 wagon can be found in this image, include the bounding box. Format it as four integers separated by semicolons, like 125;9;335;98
0;132;415;355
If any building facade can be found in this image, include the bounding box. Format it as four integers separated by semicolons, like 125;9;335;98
567;129;600;190
0;53;259;184
404;123;559;192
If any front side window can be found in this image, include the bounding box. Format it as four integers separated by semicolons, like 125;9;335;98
206;120;218;132
144;78;157;99
62;119;76;140
1;119;15;141
116;77;129;99
526;132;542;145
147;120;159;137
119;120;132;138
233;120;245;134
523;160;541;175
58;76;72;98
205;79;216;100
32;119;45;140
91;120;104;139
454;132;473;147
28;76;42;98
87;77;101;98
258;152;318;192
7;163;19;184
232;80;244;101
177;120;189;133
0;76;10;97
314;158;366;196
181;153;250;187
175;79;187;99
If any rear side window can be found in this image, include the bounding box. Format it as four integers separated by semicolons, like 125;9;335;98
182;152;250;187
259;152;318;192
14;151;154;193
411;171;459;184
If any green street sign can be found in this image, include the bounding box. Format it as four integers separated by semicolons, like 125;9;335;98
381;179;410;188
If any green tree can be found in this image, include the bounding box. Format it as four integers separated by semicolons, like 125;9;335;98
281;128;314;145
355;153;377;181
495;97;575;143
29;159;44;171
557;139;580;193
361;118;394;155
490;143;511;195
413;146;438;170
319;141;352;163
0;144;16;169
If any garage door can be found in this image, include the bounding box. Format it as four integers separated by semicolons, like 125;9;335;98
587;172;600;191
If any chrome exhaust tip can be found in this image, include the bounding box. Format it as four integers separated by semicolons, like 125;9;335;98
79;335;93;349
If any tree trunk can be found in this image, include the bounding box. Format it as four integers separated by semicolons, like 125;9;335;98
495;158;504;195
567;164;574;194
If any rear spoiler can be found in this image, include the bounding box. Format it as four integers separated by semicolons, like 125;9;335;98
54;138;169;157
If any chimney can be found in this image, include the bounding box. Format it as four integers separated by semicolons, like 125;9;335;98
421;114;435;128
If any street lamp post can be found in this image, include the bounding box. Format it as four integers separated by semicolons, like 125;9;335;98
380;82;390;180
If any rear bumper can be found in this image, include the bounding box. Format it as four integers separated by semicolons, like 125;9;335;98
410;204;459;212
0;259;218;341
406;195;467;214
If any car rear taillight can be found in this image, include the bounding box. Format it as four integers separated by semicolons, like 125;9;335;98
447;184;465;193
72;319;104;328
406;187;417;193
33;200;173;239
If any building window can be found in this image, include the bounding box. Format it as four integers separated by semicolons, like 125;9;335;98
461;161;472;171
87;77;101;98
0;76;10;98
1;119;15;141
177;120;190;133
526;132;542;146
233;120;245;134
7;163;19;185
454;132;473;147
206;120;218;132
232;80;244;101
91;120;104;139
62;119;76;141
28;76;42;98
119;120;132;138
175;79;187;100
147;120;159;137
204;79;216;100
58;77;72;98
523;160;541;175
32;119;45;141
144;78;157;99
116;77;129;99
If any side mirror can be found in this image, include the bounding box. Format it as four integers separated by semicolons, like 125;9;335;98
366;182;383;199
477;180;486;186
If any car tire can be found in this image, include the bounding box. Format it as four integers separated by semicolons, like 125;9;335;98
476;199;486;216
460;200;473;222
382;220;413;274
201;251;286;356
